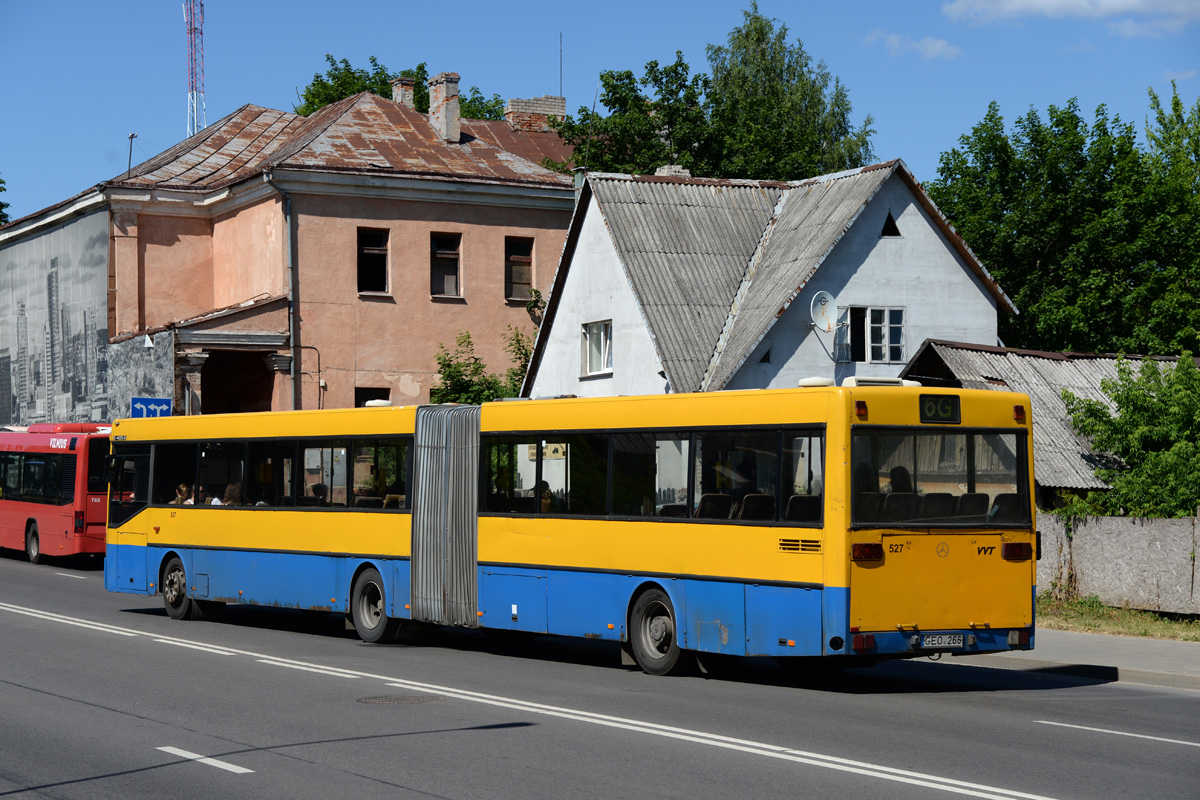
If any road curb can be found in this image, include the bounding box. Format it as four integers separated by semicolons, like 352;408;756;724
948;653;1200;691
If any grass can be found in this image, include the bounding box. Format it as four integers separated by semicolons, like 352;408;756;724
1036;592;1200;642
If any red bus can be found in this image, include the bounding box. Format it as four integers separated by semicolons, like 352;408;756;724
0;423;110;563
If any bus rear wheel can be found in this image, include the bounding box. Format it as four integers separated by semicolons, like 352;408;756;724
351;567;399;644
162;557;195;621
24;523;40;565
630;588;682;675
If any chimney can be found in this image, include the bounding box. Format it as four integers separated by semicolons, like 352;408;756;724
504;95;567;132
428;72;461;142
654;165;691;178
391;77;415;109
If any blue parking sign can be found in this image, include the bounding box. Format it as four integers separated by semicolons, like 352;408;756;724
130;397;173;418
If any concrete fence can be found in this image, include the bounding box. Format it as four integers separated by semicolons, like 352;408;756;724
1037;514;1199;615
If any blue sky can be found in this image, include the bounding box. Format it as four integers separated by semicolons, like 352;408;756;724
1;0;1196;222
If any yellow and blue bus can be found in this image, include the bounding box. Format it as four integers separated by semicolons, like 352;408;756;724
104;384;1037;674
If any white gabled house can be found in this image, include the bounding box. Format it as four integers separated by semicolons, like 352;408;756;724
522;160;1016;398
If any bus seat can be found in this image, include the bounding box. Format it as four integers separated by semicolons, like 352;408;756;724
956;493;990;518
354;496;383;509
737;493;776;521
784;494;821;522
658;503;687;517
990;493;1027;523
383;494;404;509
878;492;918;522
696;493;733;519
295;496;322;507
855;493;882;522
918;493;956;519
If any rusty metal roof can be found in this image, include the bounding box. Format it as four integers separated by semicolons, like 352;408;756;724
105;92;572;195
898;340;1199;490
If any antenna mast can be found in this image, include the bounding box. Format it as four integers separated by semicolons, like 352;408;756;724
184;0;206;138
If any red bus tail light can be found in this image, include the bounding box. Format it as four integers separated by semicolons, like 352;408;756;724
852;633;876;651
852;542;883;561
855;401;868;420
74;511;85;533
1013;405;1026;423
1002;542;1032;560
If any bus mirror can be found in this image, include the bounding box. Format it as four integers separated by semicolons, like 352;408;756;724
104;455;119;485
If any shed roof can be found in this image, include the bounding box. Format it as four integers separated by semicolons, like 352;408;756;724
899;340;1197;491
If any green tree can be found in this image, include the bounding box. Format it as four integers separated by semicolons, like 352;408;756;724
0;173;9;226
547;3;874;179
928;95;1200;354
430;327;533;404
294;56;503;120
1147;80;1200;191
1062;355;1200;518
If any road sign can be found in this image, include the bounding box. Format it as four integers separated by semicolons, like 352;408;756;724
130;397;173;418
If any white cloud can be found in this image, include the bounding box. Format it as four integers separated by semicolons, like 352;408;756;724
863;30;964;60
943;0;1200;33
1164;69;1198;80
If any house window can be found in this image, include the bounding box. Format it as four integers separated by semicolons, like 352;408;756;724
355;387;391;407
846;307;905;363
431;233;461;296
505;237;533;300
357;229;389;293
582;320;612;376
881;211;901;238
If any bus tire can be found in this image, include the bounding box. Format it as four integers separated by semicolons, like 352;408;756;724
162;556;195;621
351;567;399;644
24;523;40;565
630;588;682;676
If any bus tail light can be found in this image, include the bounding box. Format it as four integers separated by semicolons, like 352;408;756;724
852;543;883;561
852;633;876;651
1008;629;1030;647
855;401;868;419
74;511;84;533
1013;405;1026;423
1002;542;1032;560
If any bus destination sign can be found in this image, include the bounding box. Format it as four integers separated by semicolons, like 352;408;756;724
919;394;961;424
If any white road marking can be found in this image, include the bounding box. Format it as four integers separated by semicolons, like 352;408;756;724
157;746;254;774
54;572;87;580
154;639;238;656
0;603;138;637
1037;720;1200;748
256;659;360;678
1;602;1055;799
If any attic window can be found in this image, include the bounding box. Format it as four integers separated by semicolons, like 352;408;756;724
881;211;901;238
759;349;771;364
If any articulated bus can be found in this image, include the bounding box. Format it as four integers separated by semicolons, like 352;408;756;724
0;423;111;563
104;385;1037;674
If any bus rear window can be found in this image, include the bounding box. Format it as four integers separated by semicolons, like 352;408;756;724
851;430;1030;526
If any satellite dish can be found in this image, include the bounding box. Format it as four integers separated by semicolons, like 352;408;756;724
810;291;836;333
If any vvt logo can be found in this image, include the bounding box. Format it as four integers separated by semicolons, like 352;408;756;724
977;546;996;555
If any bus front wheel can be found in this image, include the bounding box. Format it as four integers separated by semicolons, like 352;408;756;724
630;588;682;676
162;557;195;621
24;523;40;564
351;567;399;644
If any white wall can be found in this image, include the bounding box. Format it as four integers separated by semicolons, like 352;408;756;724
726;176;999;390
528;195;666;398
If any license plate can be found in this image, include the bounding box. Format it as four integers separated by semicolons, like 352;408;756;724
921;633;964;649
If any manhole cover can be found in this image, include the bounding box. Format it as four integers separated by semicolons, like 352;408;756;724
357;695;445;705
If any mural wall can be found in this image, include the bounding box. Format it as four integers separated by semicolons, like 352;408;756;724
0;210;110;424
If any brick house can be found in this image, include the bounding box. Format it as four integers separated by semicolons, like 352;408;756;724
0;73;573;422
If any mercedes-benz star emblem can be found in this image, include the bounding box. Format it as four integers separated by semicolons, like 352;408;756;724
936;542;950;558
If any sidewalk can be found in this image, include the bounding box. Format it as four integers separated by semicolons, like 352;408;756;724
948;628;1200;690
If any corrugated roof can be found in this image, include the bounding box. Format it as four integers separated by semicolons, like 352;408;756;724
898;340;1189;490
589;174;786;392
105;92;571;195
702;164;893;391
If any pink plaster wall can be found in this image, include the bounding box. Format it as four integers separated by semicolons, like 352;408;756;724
212;199;286;306
137;213;214;329
291;193;569;408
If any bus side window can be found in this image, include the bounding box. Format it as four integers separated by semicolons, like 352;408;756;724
108;446;150;526
482;436;537;514
611;432;690;518
694;429;780;521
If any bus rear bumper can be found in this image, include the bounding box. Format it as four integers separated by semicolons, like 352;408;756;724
850;628;1034;657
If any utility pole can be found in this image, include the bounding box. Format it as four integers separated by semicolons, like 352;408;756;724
126;132;138;177
184;0;206;138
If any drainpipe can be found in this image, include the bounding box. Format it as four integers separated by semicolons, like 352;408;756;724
264;171;299;410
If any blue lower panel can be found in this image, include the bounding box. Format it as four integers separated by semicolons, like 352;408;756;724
686;581;746;655
105;543;150;595
481;567;548;632
185;548;346;612
543;572;642;642
745;584;823;657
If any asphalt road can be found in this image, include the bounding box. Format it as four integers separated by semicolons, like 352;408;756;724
2;550;1197;800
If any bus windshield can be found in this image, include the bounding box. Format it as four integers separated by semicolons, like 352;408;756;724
851;428;1030;526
